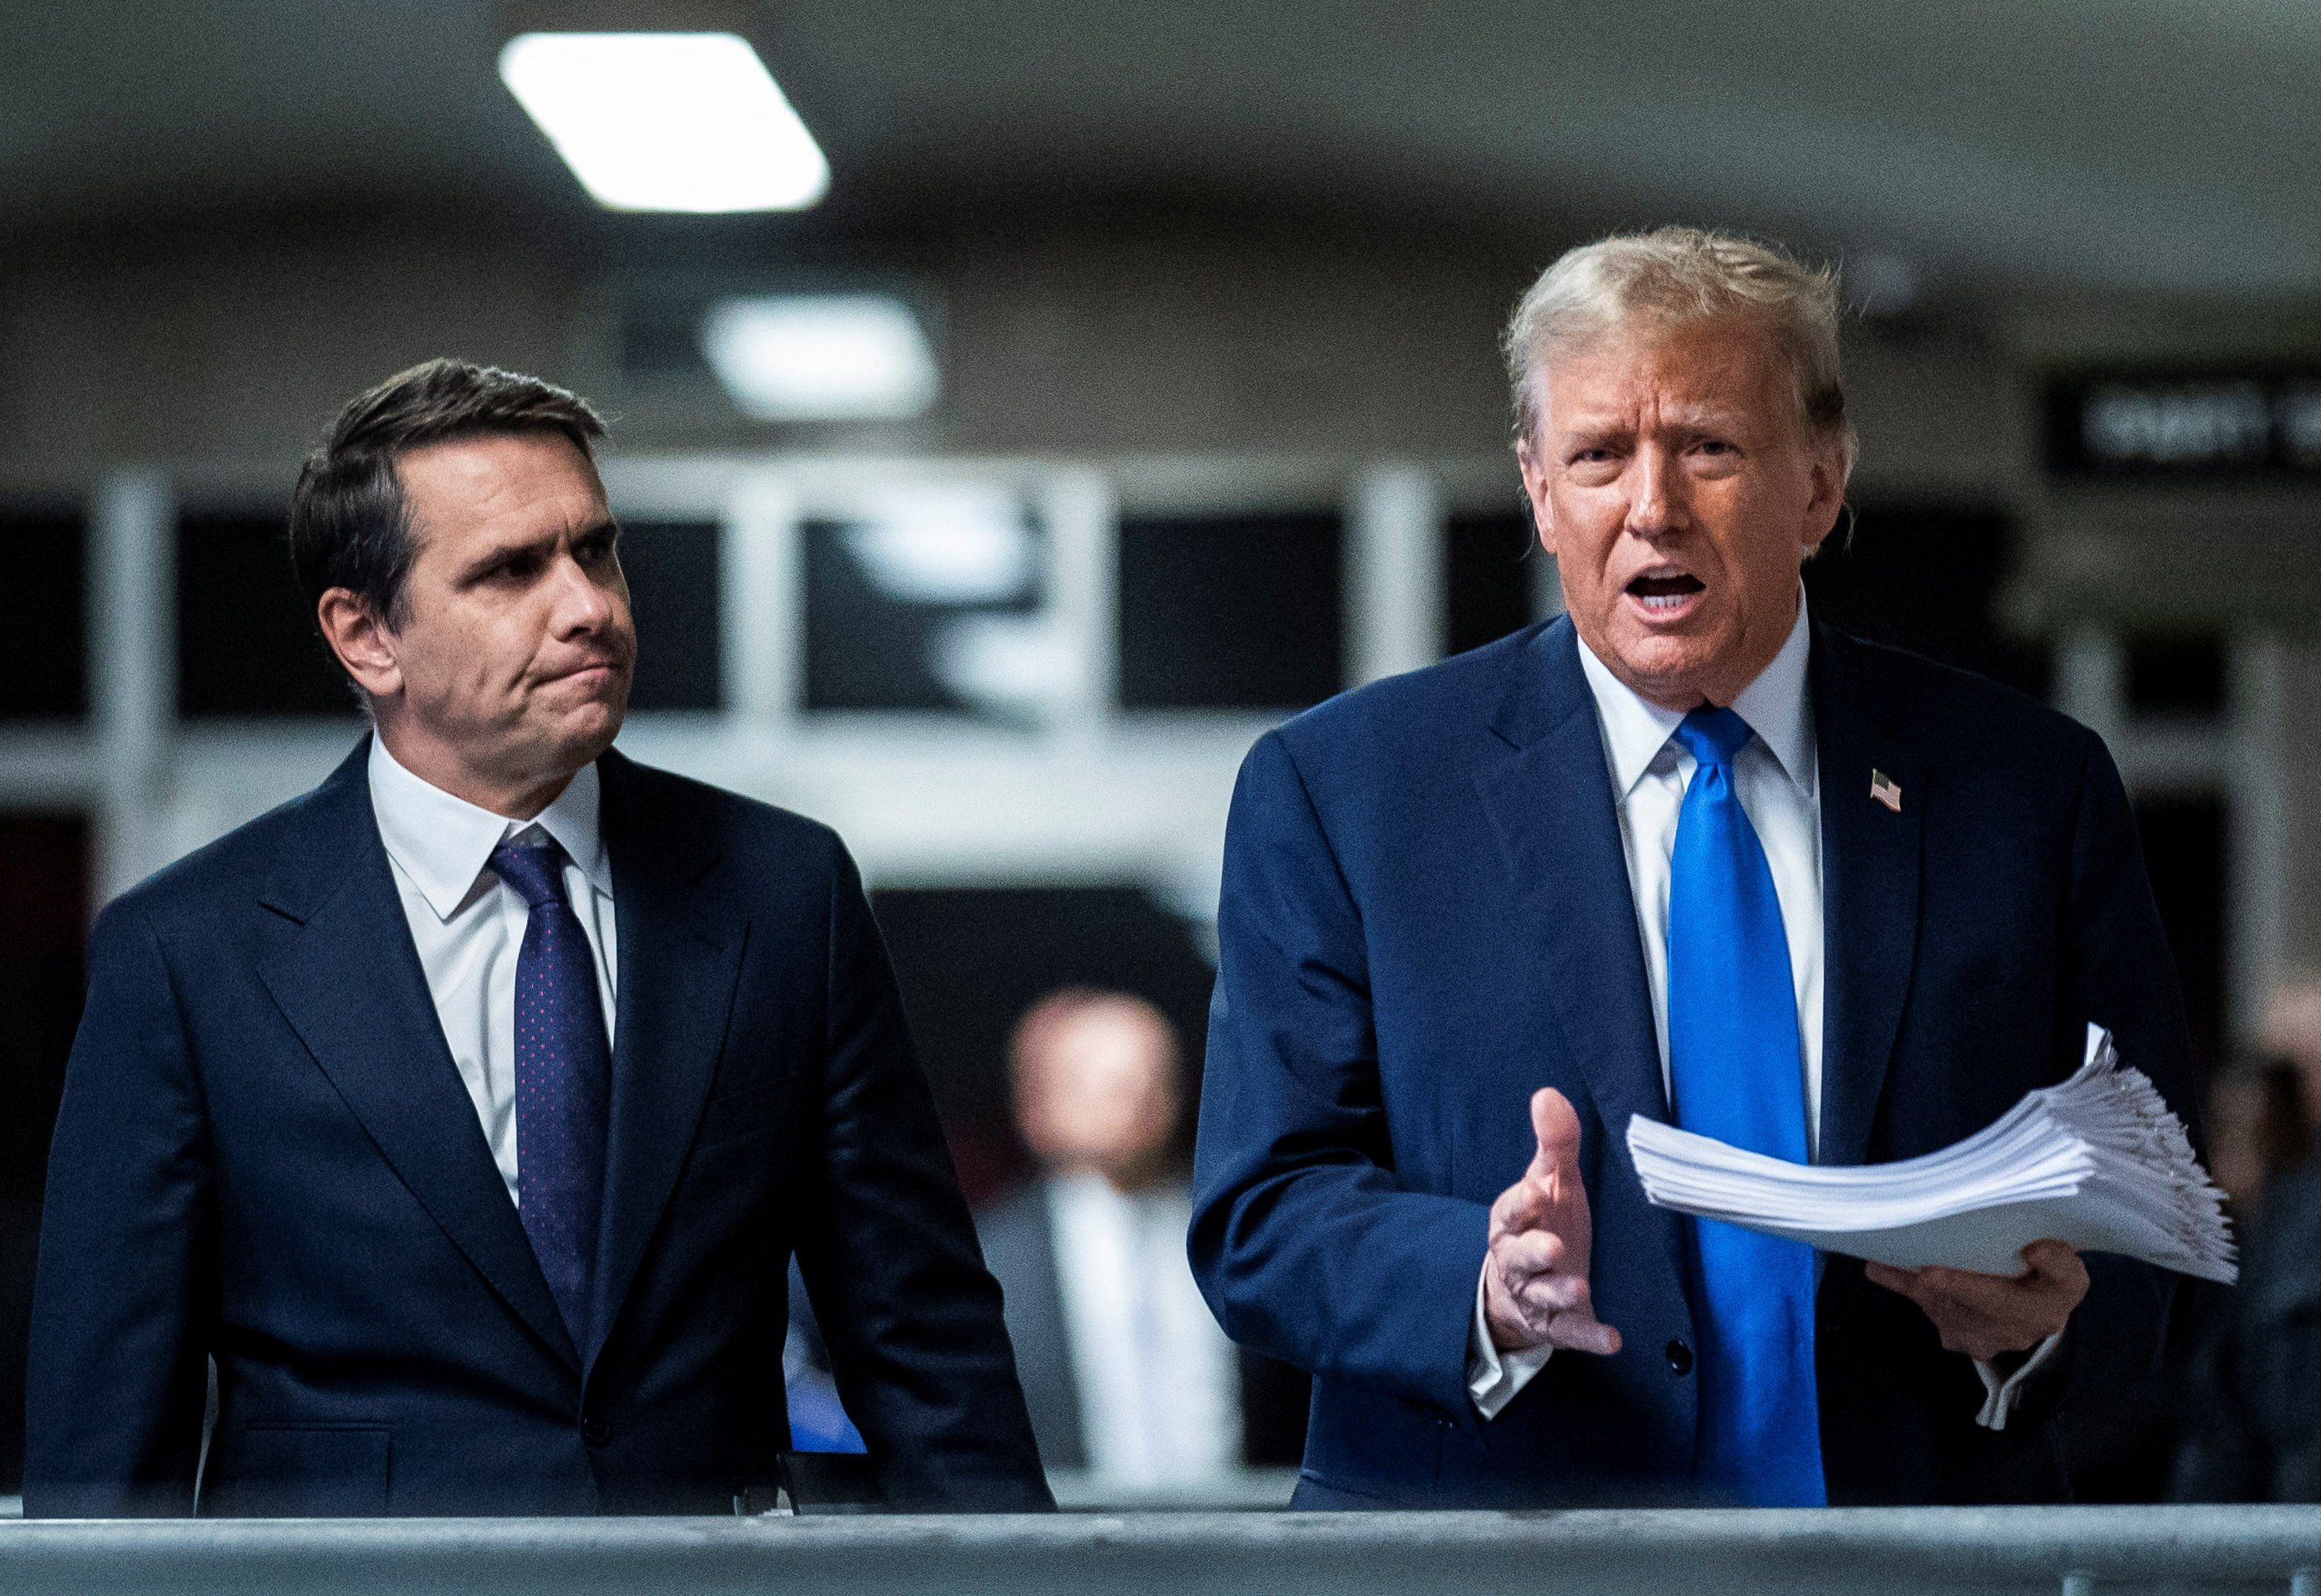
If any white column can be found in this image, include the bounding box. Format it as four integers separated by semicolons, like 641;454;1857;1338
90;469;175;906
722;471;802;734
2227;632;2290;1042
1041;468;1116;746
2053;625;2126;745
1346;466;1444;685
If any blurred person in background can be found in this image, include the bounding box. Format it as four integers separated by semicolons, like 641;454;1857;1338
2205;1053;2312;1220
2171;981;2321;1501
2074;1051;2303;1502
977;988;1242;1491
25;359;1048;1517
1191;228;2196;1508
2262;975;2321;1140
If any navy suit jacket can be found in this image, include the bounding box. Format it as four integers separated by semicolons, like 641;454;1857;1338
1189;616;2195;1508
25;741;1051;1517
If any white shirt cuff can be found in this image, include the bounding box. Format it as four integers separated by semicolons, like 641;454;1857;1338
1466;1261;1554;1419
1971;1332;2064;1430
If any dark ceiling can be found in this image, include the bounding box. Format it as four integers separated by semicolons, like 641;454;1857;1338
3;0;2316;294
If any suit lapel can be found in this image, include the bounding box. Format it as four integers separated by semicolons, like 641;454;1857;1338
1812;625;1927;1169
585;752;747;1368
1474;622;1689;1292
256;739;579;1369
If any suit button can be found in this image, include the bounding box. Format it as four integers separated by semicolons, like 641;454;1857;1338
582;1415;613;1448
1666;1339;1694;1377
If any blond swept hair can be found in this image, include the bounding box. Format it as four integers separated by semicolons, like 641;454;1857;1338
1502;227;1856;475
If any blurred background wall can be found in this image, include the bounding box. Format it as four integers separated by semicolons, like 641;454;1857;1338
2;0;2318;1503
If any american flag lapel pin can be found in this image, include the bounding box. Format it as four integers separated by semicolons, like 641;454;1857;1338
1869;769;1903;812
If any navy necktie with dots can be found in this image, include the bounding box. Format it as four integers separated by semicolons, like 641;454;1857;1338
489;837;610;1346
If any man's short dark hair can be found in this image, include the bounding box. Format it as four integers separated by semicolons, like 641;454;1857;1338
289;358;606;627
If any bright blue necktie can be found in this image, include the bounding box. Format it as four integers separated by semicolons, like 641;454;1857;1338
1665;706;1826;1506
490;837;610;1346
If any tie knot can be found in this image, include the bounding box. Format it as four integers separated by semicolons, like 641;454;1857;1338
1673;704;1755;771
489;837;571;909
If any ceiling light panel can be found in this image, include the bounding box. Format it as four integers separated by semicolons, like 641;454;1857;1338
499;32;828;213
701;294;940;422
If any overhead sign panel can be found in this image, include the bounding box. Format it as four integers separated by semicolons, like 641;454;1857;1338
2047;371;2321;478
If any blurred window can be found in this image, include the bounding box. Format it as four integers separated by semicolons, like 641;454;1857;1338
1118;510;1343;711
1801;502;2050;700
1445;508;1539;657
803;486;1051;724
176;509;356;719
2126;636;2226;720
619;519;722;712
2134;792;2226;1084
0;504;87;721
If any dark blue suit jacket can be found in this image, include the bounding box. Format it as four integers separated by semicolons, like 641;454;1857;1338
1189;616;2195;1507
25;741;1050;1517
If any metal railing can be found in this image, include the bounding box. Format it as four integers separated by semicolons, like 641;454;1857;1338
2;1506;2318;1596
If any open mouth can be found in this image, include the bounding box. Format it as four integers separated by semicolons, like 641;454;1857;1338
1625;571;1705;612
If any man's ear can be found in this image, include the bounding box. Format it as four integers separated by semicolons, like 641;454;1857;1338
315;588;403;701
1514;434;1557;557
1799;436;1850;557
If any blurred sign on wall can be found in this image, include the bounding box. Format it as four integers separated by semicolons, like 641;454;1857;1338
2047;371;2321;478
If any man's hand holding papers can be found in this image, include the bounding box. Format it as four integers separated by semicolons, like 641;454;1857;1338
1862;1240;2090;1360
1625;1025;2236;1291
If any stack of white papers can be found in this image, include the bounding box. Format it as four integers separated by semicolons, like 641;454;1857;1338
1625;1025;2237;1283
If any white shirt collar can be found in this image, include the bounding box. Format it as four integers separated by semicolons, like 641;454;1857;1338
366;734;611;922
1573;592;1816;801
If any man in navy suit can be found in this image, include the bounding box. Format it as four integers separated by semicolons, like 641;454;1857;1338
1189;228;2195;1507
26;359;1050;1517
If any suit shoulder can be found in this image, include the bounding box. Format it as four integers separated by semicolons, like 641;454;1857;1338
100;776;342;931
1268;622;1545;768
606;755;850;871
1836;632;2103;766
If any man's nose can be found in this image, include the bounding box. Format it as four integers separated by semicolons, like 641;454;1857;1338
1626;446;1690;537
550;553;616;633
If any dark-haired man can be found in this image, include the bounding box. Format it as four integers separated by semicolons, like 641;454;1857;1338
27;359;1050;1517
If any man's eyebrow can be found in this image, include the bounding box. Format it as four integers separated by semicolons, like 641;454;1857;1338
458;530;560;577
1557;409;1631;432
461;517;619;573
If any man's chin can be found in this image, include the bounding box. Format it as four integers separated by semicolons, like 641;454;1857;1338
1598;632;1726;710
529;700;625;778
564;702;625;764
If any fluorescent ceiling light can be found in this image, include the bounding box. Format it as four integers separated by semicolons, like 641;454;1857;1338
499;33;828;213
701;294;940;422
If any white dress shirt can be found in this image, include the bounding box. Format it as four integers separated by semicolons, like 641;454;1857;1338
367;736;619;1204
1046;1172;1241;1489
1465;599;2054;1430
